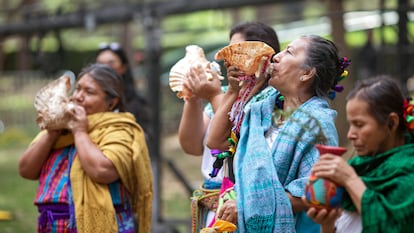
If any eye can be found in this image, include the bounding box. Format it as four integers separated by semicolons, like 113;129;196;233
353;121;364;128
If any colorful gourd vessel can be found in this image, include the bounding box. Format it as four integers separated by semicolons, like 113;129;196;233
305;144;347;209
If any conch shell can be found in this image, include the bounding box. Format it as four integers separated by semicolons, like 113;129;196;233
215;41;275;78
34;72;76;130
169;45;223;99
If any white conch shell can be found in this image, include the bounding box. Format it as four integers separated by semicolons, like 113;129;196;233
169;45;223;99
215;41;275;78
34;72;76;130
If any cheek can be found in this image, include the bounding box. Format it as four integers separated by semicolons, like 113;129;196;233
361;128;386;151
83;98;108;114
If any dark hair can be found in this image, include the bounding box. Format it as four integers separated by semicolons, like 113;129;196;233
230;21;280;53
98;42;129;65
96;43;136;95
346;75;406;133
96;43;152;134
301;35;343;99
77;63;126;112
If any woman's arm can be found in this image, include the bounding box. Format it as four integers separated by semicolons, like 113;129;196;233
206;66;244;151
287;192;308;213
178;97;208;155
18;130;61;180
69;105;119;184
178;65;223;155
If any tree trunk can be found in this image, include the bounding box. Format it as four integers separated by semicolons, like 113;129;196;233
326;0;351;147
397;0;410;95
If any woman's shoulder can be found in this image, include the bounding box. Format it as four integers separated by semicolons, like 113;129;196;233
301;97;337;118
250;86;278;103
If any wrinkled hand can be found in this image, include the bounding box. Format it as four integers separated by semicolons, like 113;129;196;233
217;199;238;224
66;104;88;135
311;154;358;187
45;129;62;140
307;206;341;230
226;65;246;94
186;65;222;101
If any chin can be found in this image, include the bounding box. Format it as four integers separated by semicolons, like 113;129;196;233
357;150;370;156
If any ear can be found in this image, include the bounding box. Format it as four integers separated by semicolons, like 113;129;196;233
301;67;316;82
387;112;399;131
109;98;119;110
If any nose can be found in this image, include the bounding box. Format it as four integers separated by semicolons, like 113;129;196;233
347;127;356;140
271;53;280;63
70;90;82;103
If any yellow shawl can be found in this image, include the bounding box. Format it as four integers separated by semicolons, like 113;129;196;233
34;112;153;233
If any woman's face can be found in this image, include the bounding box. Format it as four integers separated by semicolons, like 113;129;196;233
96;50;126;76
71;74;111;115
346;98;391;156
268;38;309;93
229;32;246;45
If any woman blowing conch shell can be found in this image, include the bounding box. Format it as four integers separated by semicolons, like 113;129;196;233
20;64;153;233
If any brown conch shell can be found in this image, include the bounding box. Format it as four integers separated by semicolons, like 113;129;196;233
169;45;223;99
34;72;76;130
215;41;275;77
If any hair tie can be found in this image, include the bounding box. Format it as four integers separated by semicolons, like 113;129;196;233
403;98;414;130
329;57;351;100
339;57;351;72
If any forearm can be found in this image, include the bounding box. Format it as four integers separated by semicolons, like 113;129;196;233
287;192;308;214
178;98;206;155
18;132;58;180
208;92;224;113
343;176;366;214
73;131;119;184
206;90;238;150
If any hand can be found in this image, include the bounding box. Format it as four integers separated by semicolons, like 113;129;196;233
66;104;88;135
186;65;222;101
46;129;62;138
306;206;341;231
311;154;359;187
226;65;246;94
217;199;238;224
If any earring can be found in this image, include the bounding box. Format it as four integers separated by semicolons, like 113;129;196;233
300;76;304;81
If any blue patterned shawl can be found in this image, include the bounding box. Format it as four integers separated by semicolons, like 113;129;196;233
235;92;338;233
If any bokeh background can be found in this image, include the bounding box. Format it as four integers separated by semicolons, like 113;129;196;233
0;0;413;232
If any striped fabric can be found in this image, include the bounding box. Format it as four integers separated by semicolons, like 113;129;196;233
35;147;73;233
235;93;338;233
34;145;135;233
35;147;70;204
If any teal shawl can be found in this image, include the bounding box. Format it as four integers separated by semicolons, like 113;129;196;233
343;134;414;233
235;93;338;233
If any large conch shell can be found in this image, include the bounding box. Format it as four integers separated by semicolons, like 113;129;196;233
34;72;76;130
215;41;275;78
169;45;223;99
